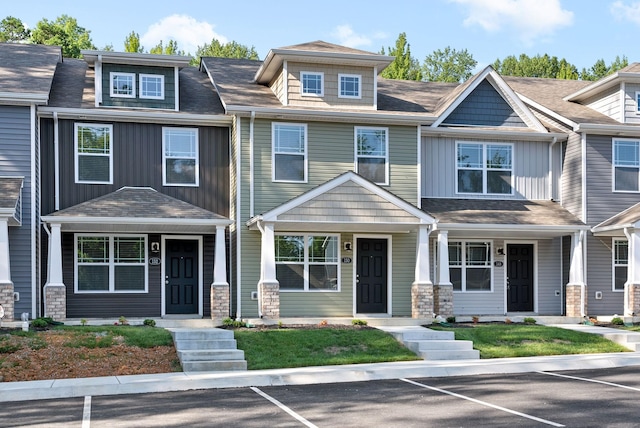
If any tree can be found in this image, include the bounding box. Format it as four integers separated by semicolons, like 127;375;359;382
193;39;259;65
30;15;95;58
422;46;477;83
0;16;30;42
149;39;185;56
580;56;628;81
379;32;422;81
493;54;579;79
124;31;144;53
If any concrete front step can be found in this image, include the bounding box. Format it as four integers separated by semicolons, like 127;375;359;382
177;349;245;362
170;328;234;341
417;349;480;360
169;328;247;372
602;332;640;351
405;339;475;352
173;339;238;350
383;326;480;361
181;360;247;372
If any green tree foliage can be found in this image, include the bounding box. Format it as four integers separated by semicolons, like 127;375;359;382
124;31;144;53
492;53;578;79
149;39;185;56
422;46;477;83
0;16;30;42
193;38;259;65
379;32;422;81
580;55;628;81
30;15;95;58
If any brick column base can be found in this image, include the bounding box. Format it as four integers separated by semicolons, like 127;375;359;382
260;281;280;319
44;284;66;321
0;282;14;321
411;282;433;319
210;283;230;319
626;283;640;316
434;284;454;317
565;284;585;317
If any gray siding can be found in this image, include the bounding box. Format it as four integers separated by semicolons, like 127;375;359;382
537;238;563;315
624;83;640;124
561;133;583;220
586;235;623;315
585;86;621;122
101;64;175;109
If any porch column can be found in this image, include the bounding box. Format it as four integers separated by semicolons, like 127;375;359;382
0;218;14;321
211;225;230;320
44;223;66;321
411;225;433;319
434;230;454;317
258;221;279;319
625;229;640;317
566;231;586;318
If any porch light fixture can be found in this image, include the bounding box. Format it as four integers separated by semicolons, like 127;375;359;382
496;247;504;255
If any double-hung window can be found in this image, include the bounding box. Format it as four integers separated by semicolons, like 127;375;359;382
110;72;135;98
300;71;323;96
75;123;113;184
457;142;513;195
76;235;147;293
163;127;199;186
613;139;640;192
275;234;339;291
339;74;361;98
272;123;307;182
449;241;492;292
355;127;388;185
140;74;164;99
613;239;628;292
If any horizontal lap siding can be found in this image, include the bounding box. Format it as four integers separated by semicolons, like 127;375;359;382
585;86;620;122
537;238;563;315
391;233;415;317
625;84;640;124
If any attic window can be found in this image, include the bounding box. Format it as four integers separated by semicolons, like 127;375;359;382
110;72;135;98
140;74;164;99
300;72;323;96
339;74;361;99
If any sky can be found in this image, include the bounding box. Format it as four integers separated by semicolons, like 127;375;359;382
4;0;640;72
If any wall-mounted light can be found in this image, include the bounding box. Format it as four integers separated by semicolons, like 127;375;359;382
344;242;352;251
497;248;504;256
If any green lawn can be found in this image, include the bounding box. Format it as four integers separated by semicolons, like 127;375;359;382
430;323;630;358
54;325;174;348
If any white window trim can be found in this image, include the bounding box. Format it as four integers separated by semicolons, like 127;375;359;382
74;234;148;294
612;138;640;193
109;72;136;98
354;126;389;186
455;141;514;196
139;73;165;100
162;127;199;187
74;123;113;184
613;238;628;292
338;73;362;99
300;71;324;97
276;233;341;293
450;240;494;293
271;122;308;183
636;91;640;114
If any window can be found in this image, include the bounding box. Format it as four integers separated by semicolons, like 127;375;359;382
449;241;492;292
272;123;307;182
75;235;147;293
110;72;135;98
614;239;628;292
275;234;339;291
300;72;323;96
75;123;113;184
140;74;164;99
636;92;640;113
457;142;513;194
613;139;640;192
339;74;361;99
163;128;199;186
355;127;388;184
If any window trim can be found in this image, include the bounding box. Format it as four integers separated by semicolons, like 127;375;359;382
109;72;136;98
612;138;640;193
354;126;389;185
636;91;640;114
275;233;341;293
74;123;113;184
338;73;362;99
448;240;494;293
271;122;308;183
162;127;199;187
300;71;324;97
613;238;628;292
455;141;514;195
139;73;165;100
74;234;148;294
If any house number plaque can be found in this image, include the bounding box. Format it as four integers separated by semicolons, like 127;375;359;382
342;257;352;264
149;257;161;265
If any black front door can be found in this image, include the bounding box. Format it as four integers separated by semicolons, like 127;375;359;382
166;239;199;314
507;244;534;312
356;238;388;314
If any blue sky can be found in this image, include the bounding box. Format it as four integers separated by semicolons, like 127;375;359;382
4;0;640;72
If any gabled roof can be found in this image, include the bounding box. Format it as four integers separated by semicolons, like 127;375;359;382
592;202;640;236
0;177;23;226
564;62;640;102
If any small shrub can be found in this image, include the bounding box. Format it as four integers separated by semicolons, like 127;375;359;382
505;318;513;324
232;320;246;328
352;319;368;326
80;318;88;326
611;317;624;325
319;320;328;326
472;316;479;324
31;318;49;329
143;319;156;327
446;316;456;324
222;317;234;326
277;320;283;328
523;317;537;324
118;316;129;325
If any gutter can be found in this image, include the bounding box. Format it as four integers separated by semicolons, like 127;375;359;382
38;107;232;126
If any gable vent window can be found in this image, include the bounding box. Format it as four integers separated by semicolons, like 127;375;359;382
110;72;136;98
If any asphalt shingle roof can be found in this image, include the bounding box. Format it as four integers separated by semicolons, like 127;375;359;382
0;177;23;210
0;43;61;98
593;202;640;231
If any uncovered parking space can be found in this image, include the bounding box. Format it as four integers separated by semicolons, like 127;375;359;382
0;397;85;428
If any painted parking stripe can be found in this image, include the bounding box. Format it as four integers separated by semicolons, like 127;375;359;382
537;371;640;392
250;387;318;428
400;378;565;427
82;396;91;428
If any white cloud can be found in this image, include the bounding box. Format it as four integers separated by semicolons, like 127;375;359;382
331;25;385;49
140;15;227;55
449;0;574;45
611;1;640;24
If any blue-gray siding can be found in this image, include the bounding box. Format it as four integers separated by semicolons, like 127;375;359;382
586;235;623;315
101;64;175;110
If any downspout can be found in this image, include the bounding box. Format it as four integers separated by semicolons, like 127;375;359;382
580;231;586;317
417;125;422;208
581;133;587;222
249;111;255;218
53;112;59;211
235;116;242;319
624;227;632;316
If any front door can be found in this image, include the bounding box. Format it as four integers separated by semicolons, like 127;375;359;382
356;238;388;314
507;244;534;312
165;239;199;314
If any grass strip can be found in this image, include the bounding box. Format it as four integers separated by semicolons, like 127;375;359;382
54;325;174;348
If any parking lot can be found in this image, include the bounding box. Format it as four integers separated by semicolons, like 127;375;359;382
3;366;640;427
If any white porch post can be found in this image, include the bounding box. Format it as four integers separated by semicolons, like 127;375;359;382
0;218;14;321
414;225;432;284
258;221;279;318
210;225;229;319
566;231;586;317
625;229;640;317
411;225;433;319
44;223;66;320
436;230;452;286
433;230;454;317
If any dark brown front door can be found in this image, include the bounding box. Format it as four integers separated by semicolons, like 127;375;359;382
507;244;534;312
356;238;388;313
166;239;198;314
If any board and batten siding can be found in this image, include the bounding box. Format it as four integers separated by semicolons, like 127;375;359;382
536;238;563;315
624;83;640;124
422;136;550;199
586;235;623;315
585;86;621;122
0;105;33;317
390;232;416;317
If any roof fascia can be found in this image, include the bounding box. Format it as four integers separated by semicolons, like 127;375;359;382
562;72;640;102
516;92;578;130
41;216;232;226
435;223;589;232
37;107;232;126
82;50;192;68
0;92;49;105
421;126;567;142
575;123;640;136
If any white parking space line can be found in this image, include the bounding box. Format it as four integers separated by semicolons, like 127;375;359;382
82;396;91;428
537;371;640;392
400;378;565;427
250;387;318;428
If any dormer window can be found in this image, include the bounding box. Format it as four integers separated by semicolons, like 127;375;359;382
339;74;361;99
140;74;164;99
301;71;323;96
110;72;136;98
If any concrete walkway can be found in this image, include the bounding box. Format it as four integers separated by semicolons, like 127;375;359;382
1;323;640;403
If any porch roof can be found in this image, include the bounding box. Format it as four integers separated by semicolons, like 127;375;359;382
41;187;231;233
0;177;23;226
592;202;640;236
